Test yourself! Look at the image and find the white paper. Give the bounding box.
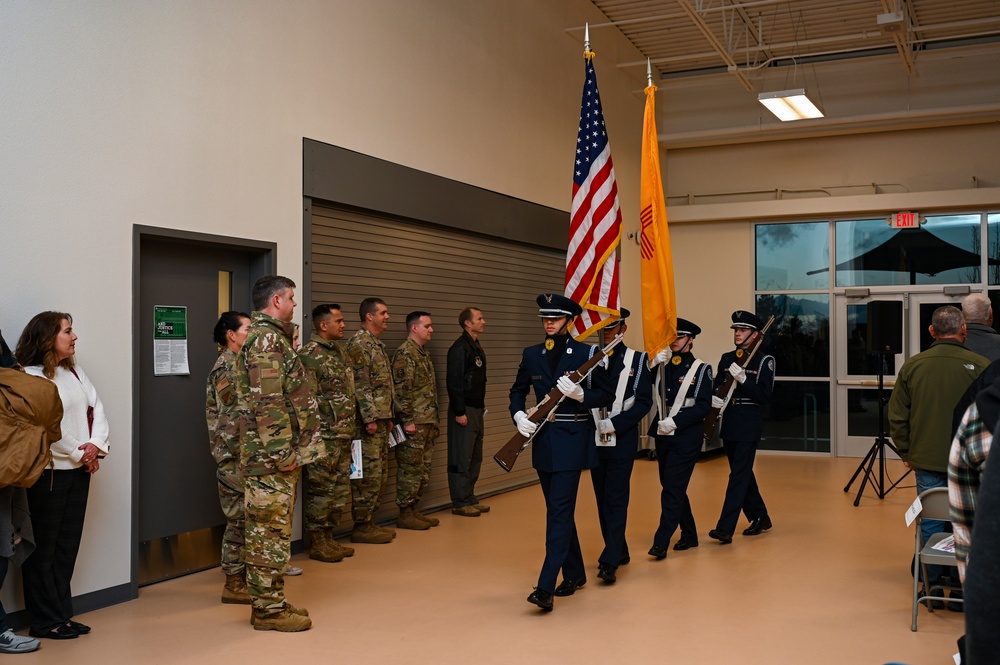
[350,439,363,479]
[389,424,406,448]
[153,338,190,376]
[931,535,955,553]
[905,496,923,527]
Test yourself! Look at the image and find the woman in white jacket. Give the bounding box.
[15,312,109,640]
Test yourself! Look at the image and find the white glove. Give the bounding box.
[557,376,585,402]
[652,349,671,367]
[514,410,537,437]
[711,395,726,410]
[728,362,747,384]
[597,419,615,435]
[657,417,677,435]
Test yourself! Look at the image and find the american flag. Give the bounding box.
[564,52,622,339]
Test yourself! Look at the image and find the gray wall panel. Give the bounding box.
[309,205,566,525]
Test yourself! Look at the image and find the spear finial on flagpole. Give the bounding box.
[584,22,594,61]
[647,58,653,88]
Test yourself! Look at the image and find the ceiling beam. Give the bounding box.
[674,0,756,91]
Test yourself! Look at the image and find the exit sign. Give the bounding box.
[890,211,921,228]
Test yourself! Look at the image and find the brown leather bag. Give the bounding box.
[0,368,61,487]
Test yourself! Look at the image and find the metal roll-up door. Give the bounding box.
[309,204,564,526]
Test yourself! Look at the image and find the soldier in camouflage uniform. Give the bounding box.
[346,297,397,544]
[392,311,441,530]
[298,304,356,562]
[236,275,324,632]
[206,311,252,604]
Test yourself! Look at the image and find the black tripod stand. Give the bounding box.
[843,352,912,506]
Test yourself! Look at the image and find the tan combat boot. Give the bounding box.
[350,521,393,544]
[397,506,431,530]
[252,608,312,632]
[308,530,344,563]
[413,507,440,527]
[222,572,252,605]
[326,529,355,558]
[250,604,309,625]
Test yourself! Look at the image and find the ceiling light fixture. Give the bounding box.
[757,88,824,121]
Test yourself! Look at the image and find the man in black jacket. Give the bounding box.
[446,307,489,516]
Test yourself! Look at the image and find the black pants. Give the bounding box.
[653,431,702,547]
[591,456,634,567]
[447,406,484,508]
[536,470,584,594]
[22,468,91,632]
[716,439,767,534]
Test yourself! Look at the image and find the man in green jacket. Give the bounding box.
[888,305,988,605]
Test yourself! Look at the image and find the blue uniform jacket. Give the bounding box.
[595,346,653,459]
[509,338,614,473]
[648,351,714,438]
[714,349,775,442]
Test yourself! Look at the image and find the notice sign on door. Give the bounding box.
[153,306,190,376]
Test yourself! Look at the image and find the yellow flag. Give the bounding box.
[639,84,677,359]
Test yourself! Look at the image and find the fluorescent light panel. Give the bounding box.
[757,88,824,121]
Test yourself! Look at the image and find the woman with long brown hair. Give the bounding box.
[15,312,109,640]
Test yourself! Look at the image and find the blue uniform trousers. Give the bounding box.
[653,431,702,547]
[536,470,585,593]
[716,439,767,534]
[591,456,634,567]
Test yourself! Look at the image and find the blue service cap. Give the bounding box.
[537,293,583,318]
[676,318,701,337]
[731,310,764,331]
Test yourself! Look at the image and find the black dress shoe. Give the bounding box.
[66,620,91,635]
[527,588,553,611]
[553,578,586,596]
[673,538,699,551]
[597,563,617,583]
[648,544,667,559]
[29,625,78,640]
[618,555,630,566]
[742,516,772,536]
[708,529,733,544]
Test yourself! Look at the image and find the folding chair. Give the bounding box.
[911,487,962,631]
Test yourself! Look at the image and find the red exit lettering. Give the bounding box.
[892,212,918,228]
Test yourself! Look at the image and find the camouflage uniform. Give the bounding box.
[236,311,324,613]
[345,327,394,523]
[205,348,245,576]
[299,333,356,531]
[392,338,440,508]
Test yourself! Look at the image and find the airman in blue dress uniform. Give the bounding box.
[509,294,614,611]
[708,310,775,544]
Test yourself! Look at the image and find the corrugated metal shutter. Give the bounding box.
[309,205,564,526]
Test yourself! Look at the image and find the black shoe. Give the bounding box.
[554,577,586,596]
[29,625,78,640]
[597,563,617,583]
[673,538,699,551]
[742,516,772,536]
[708,529,733,544]
[618,555,631,566]
[66,621,91,635]
[948,590,965,612]
[527,588,553,611]
[648,544,667,559]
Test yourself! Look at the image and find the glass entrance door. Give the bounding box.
[834,292,966,457]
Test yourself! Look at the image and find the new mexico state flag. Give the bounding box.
[639,84,677,359]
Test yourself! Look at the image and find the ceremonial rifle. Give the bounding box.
[702,315,775,444]
[494,333,623,472]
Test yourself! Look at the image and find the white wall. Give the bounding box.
[0,0,647,606]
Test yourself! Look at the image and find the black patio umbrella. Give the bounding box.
[807,226,1000,285]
